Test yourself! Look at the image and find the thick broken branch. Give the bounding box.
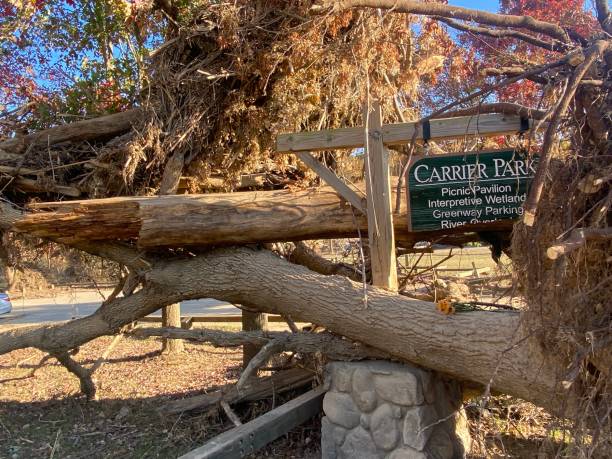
[89,332,127,377]
[0,247,570,416]
[77,242,151,273]
[220,400,242,426]
[133,327,389,362]
[10,177,81,197]
[7,185,510,248]
[333,0,570,42]
[436,16,566,52]
[0,201,23,229]
[236,339,288,392]
[289,241,362,282]
[595,0,612,34]
[0,165,39,175]
[481,67,549,85]
[547,227,612,260]
[0,109,141,154]
[0,151,21,162]
[53,351,97,400]
[444,103,548,121]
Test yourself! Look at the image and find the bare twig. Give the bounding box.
[89,332,127,376]
[236,338,286,392]
[411,250,453,280]
[393,55,571,213]
[220,400,242,426]
[523,40,610,225]
[595,0,612,34]
[436,16,567,52]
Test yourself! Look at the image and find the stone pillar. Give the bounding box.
[321,361,471,459]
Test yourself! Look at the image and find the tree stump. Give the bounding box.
[162,303,184,355]
[242,310,269,368]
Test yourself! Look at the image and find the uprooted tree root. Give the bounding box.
[1,2,451,201]
[513,147,611,454]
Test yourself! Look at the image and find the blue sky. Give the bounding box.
[450,0,595,14]
[451,1,500,12]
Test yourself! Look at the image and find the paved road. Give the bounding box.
[0,290,239,325]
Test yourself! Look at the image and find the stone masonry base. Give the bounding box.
[321,360,471,459]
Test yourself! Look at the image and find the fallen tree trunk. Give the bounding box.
[0,247,570,416]
[4,185,512,247]
[0,109,141,154]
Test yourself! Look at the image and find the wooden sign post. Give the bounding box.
[364,101,398,291]
[276,103,535,293]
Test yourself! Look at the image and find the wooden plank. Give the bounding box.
[179,386,325,459]
[364,101,398,292]
[276,113,531,153]
[137,315,286,324]
[295,152,366,214]
[164,368,314,414]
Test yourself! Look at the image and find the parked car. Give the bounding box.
[0,291,12,315]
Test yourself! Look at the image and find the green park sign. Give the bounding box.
[406,149,537,232]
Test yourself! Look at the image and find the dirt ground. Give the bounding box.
[0,331,320,459]
[0,328,565,459]
[0,247,562,458]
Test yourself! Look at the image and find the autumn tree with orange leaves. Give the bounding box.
[0,1,610,455]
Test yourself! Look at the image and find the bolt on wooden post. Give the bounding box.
[363,100,398,292]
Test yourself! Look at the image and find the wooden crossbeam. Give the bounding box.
[277,113,532,153]
[179,386,325,459]
[295,152,366,214]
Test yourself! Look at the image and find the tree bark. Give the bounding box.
[0,231,10,290]
[333,0,569,42]
[134,327,387,362]
[0,109,141,154]
[0,247,573,417]
[10,177,81,197]
[289,242,362,282]
[241,310,269,367]
[161,303,184,354]
[6,185,513,248]
[159,150,186,354]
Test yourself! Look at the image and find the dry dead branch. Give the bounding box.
[547,227,612,260]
